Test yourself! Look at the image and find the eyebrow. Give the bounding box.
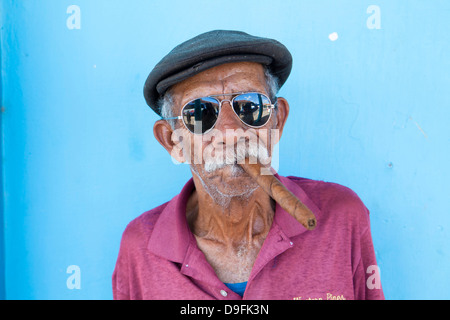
[204,91,252,97]
[185,88,266,100]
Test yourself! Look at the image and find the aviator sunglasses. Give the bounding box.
[161,92,277,134]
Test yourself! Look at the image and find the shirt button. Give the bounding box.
[220,290,228,297]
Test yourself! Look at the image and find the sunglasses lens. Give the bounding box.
[233,93,272,127]
[182,97,219,133]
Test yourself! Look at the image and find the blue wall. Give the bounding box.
[0,6,4,300]
[1,0,449,299]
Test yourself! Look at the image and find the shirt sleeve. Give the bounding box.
[353,223,385,300]
[112,230,131,300]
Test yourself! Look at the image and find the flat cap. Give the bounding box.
[143,30,293,115]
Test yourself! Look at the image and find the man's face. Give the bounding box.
[157,62,288,204]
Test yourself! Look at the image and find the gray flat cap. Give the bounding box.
[143,30,293,115]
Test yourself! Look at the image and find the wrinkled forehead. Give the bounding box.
[170,62,267,108]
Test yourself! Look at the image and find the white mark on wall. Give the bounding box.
[409,117,428,139]
[328,32,339,41]
[366,5,381,29]
[66,265,81,289]
[66,5,81,30]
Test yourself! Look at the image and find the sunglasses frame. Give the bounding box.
[161,91,277,134]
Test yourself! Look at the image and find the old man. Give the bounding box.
[112,30,384,300]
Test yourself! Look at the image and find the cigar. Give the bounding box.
[240,162,317,230]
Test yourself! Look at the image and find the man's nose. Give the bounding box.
[208,101,252,151]
[213,100,245,133]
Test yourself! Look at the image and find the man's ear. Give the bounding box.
[153,120,186,163]
[272,97,290,144]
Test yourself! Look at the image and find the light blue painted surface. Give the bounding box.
[1,0,449,299]
[0,4,4,300]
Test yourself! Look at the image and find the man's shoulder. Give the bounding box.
[119,202,169,247]
[287,176,371,226]
[287,176,363,202]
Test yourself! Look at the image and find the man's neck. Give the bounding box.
[187,187,275,244]
[186,177,275,283]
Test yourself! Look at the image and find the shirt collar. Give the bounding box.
[147,178,196,263]
[147,174,322,262]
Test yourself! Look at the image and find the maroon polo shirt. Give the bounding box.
[112,175,384,300]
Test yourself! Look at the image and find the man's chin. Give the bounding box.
[190,163,261,203]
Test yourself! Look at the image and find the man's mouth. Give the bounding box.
[203,162,247,178]
[203,141,270,173]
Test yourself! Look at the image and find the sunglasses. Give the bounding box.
[161,92,277,134]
